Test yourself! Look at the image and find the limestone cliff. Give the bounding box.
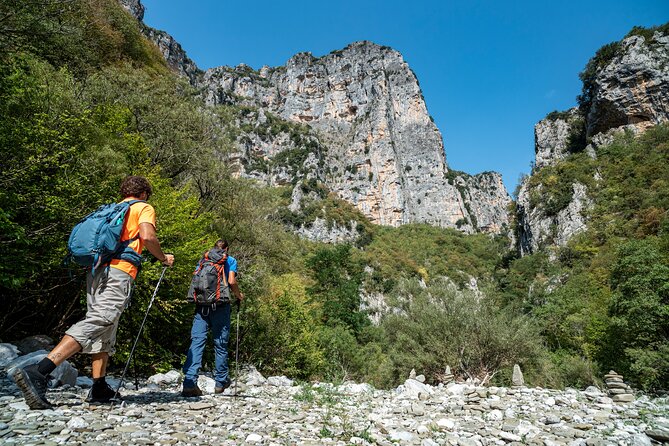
[452,172,511,234]
[118,0,144,20]
[200,42,509,232]
[517,27,669,254]
[143,28,201,82]
[119,0,511,237]
[119,0,201,83]
[584,31,669,137]
[533,108,584,170]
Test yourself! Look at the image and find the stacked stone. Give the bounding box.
[464,388,483,411]
[604,370,634,403]
[442,365,454,384]
[512,364,524,388]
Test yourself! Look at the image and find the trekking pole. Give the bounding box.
[111,266,168,409]
[234,299,241,398]
[125,283,141,390]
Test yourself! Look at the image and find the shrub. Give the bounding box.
[239,273,325,379]
[306,245,368,335]
[381,278,543,384]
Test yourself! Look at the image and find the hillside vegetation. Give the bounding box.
[1,0,666,391]
[507,126,669,390]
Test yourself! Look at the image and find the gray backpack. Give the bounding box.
[188,249,231,305]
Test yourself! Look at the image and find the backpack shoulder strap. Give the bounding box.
[215,263,228,287]
[120,199,147,243]
[193,254,208,275]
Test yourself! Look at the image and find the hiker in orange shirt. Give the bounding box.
[12,176,174,409]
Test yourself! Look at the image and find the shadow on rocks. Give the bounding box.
[119,391,193,405]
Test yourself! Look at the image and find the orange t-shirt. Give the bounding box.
[109,197,156,279]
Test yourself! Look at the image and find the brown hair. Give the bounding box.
[120,176,152,199]
[214,239,229,250]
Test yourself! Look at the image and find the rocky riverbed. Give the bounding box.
[0,367,668,446]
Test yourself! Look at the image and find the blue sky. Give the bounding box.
[141,0,668,193]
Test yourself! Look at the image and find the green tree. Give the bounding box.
[606,239,669,390]
[237,273,324,379]
[306,244,368,334]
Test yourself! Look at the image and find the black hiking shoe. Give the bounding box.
[214,379,231,394]
[11,364,52,410]
[181,385,203,397]
[86,380,121,404]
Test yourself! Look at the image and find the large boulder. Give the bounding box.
[397,378,433,399]
[7,350,78,388]
[13,335,54,355]
[148,370,182,385]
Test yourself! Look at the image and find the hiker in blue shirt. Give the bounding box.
[181,239,243,396]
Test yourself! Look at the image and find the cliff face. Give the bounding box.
[201,42,510,232]
[118,0,511,237]
[454,172,511,234]
[143,28,201,82]
[517,29,669,254]
[533,108,584,170]
[584,32,669,137]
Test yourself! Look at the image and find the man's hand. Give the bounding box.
[161,254,175,267]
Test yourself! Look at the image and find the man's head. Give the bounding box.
[214,239,229,251]
[120,176,152,200]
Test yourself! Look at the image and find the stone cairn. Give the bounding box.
[442,365,454,384]
[512,363,524,388]
[604,370,634,403]
[464,387,487,411]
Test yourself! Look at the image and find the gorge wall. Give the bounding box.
[118,0,511,237]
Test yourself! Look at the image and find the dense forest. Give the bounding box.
[1,0,667,391]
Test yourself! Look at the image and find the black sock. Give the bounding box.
[93,376,107,386]
[37,358,57,376]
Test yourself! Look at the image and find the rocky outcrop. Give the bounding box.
[281,180,370,244]
[517,182,591,255]
[584,32,669,138]
[118,0,144,20]
[118,0,201,82]
[293,218,361,244]
[228,108,325,186]
[534,108,584,169]
[200,42,509,232]
[517,27,669,254]
[454,172,512,234]
[142,27,201,83]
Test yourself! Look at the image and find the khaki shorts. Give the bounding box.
[65,267,133,355]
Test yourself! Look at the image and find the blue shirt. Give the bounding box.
[225,255,238,278]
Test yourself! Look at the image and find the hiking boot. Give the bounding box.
[181,385,203,397]
[86,380,121,403]
[10,364,52,410]
[214,380,231,394]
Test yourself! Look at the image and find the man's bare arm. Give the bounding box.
[228,271,244,301]
[139,222,174,266]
